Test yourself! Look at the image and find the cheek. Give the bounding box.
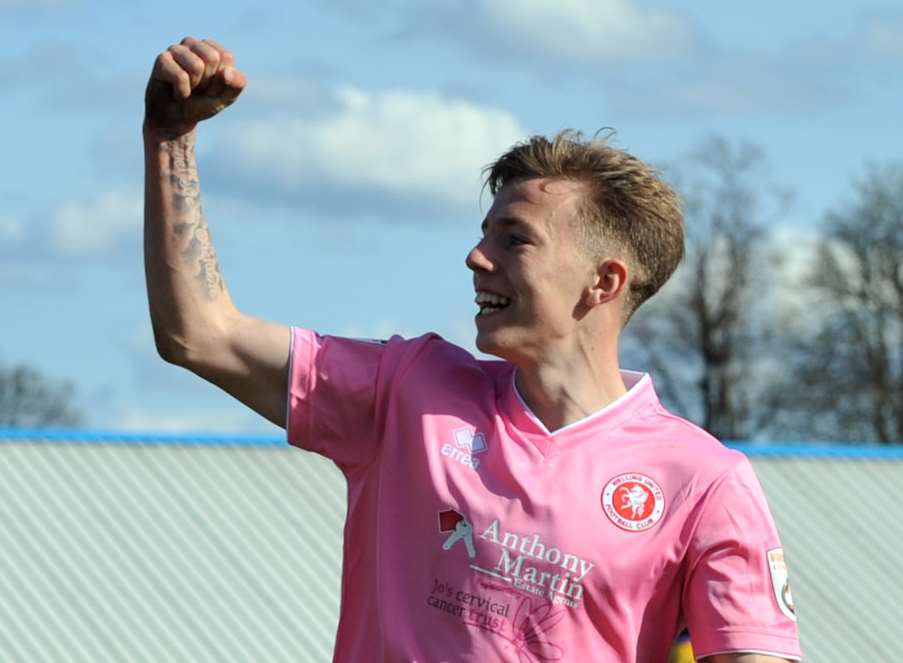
[547,265,588,300]
[528,282,579,323]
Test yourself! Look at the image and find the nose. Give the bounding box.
[465,238,494,273]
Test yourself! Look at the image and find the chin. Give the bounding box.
[475,329,515,361]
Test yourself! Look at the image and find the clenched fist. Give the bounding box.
[144,36,246,136]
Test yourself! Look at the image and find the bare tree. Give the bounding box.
[623,137,790,441]
[0,361,82,428]
[785,164,903,444]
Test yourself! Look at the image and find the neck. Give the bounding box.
[513,341,627,433]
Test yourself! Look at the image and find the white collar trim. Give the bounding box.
[511,369,650,437]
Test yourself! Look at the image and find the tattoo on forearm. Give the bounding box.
[163,136,224,302]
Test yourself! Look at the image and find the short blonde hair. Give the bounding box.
[485,129,684,320]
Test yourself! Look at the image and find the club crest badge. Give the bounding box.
[601,473,665,532]
[767,548,797,622]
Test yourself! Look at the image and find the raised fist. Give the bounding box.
[144,37,246,136]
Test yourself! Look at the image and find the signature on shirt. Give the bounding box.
[464,586,566,662]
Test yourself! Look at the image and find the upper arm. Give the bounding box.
[683,456,801,660]
[177,310,292,428]
[700,655,795,662]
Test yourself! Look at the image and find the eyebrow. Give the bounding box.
[480,216,529,235]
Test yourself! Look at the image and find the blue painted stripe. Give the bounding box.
[1,429,901,457]
[728,443,903,459]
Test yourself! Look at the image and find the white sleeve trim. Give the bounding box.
[696,649,801,661]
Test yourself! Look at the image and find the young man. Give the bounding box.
[144,37,802,662]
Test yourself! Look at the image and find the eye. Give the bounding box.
[507,234,527,247]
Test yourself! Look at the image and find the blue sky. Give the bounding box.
[2,0,902,434]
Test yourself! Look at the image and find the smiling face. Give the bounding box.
[465,177,602,363]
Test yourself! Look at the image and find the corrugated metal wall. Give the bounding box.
[0,442,344,663]
[755,456,903,662]
[1,438,900,662]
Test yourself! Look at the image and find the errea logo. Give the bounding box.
[440,427,487,470]
[454,427,487,453]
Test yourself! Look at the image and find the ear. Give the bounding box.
[584,258,629,307]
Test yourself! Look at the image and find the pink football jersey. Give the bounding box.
[287,328,802,662]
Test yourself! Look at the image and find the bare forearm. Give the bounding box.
[143,127,237,363]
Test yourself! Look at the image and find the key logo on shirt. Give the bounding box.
[601,473,665,532]
[438,509,477,559]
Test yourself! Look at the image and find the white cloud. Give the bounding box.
[640,54,849,116]
[107,325,285,436]
[476,0,694,61]
[765,224,868,339]
[241,76,334,114]
[372,0,695,63]
[220,85,526,214]
[112,406,266,435]
[624,223,825,338]
[864,14,903,58]
[51,191,141,256]
[0,214,24,244]
[769,225,820,312]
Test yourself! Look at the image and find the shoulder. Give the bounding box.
[377,332,510,387]
[614,387,760,516]
[382,332,477,368]
[629,390,748,480]
[640,407,775,534]
[303,329,511,388]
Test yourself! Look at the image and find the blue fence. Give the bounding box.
[2,428,903,457]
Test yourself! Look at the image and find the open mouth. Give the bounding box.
[475,291,512,317]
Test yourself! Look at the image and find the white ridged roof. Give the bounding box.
[0,441,345,663]
[0,437,900,662]
[755,456,903,662]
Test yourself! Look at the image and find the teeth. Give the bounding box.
[474,291,511,307]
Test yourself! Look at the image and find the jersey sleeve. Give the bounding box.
[683,454,802,661]
[286,327,403,472]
